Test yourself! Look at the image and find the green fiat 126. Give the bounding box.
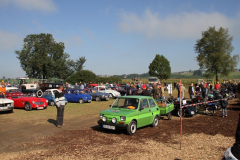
[98,96,163,135]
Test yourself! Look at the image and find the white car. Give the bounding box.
[0,92,14,113]
[95,86,121,98]
[42,89,68,106]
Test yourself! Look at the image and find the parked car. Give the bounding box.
[86,84,98,89]
[65,89,92,103]
[110,86,127,96]
[98,96,161,135]
[84,89,109,101]
[0,91,14,113]
[40,83,67,93]
[95,86,121,98]
[5,87,24,98]
[42,89,68,106]
[8,96,48,111]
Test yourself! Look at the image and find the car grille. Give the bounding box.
[35,102,44,105]
[0,103,12,107]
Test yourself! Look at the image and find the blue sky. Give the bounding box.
[0,0,240,78]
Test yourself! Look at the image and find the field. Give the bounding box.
[0,89,239,160]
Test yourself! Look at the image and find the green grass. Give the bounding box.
[0,100,115,122]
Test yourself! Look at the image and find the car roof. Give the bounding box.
[95,86,105,88]
[45,89,58,91]
[6,87,18,90]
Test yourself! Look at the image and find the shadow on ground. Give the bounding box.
[47,119,57,127]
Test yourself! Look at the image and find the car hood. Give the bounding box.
[0,98,14,103]
[100,108,137,117]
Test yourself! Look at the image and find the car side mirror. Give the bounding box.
[139,106,144,111]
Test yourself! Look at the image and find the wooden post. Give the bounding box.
[180,80,182,150]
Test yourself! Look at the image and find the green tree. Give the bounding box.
[195,27,239,82]
[65,70,97,84]
[148,54,171,80]
[15,33,86,79]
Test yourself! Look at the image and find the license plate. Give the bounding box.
[0,107,8,109]
[103,125,115,130]
[38,107,43,109]
[191,111,195,114]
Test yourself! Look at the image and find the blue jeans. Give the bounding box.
[222,108,227,117]
[190,94,194,101]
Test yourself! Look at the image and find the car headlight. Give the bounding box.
[120,116,126,121]
[112,117,117,123]
[46,100,48,103]
[100,114,104,118]
[102,116,107,122]
[32,101,35,104]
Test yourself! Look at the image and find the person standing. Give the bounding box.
[161,84,165,99]
[0,83,6,95]
[176,82,180,98]
[220,95,228,118]
[55,85,66,128]
[215,82,220,90]
[142,87,151,96]
[202,84,208,102]
[181,84,185,99]
[80,83,84,90]
[188,83,194,101]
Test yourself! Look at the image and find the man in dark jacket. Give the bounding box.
[142,87,151,96]
[55,85,66,128]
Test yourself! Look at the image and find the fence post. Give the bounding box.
[180,80,182,150]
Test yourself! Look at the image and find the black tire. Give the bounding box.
[95,97,100,101]
[25,102,32,111]
[109,93,113,98]
[167,112,172,120]
[105,97,109,101]
[50,100,55,106]
[127,121,137,135]
[194,105,200,113]
[177,109,185,117]
[8,109,13,113]
[151,116,159,127]
[79,99,84,104]
[206,106,214,115]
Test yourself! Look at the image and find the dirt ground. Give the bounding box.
[0,99,239,160]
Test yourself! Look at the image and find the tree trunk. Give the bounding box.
[216,72,218,82]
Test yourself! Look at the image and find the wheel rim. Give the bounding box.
[131,123,136,133]
[25,104,29,110]
[109,94,113,98]
[79,99,83,103]
[96,97,99,101]
[50,101,54,106]
[154,118,158,126]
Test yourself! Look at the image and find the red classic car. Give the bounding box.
[8,96,48,111]
[6,87,24,98]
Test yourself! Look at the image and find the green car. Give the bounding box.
[98,96,161,135]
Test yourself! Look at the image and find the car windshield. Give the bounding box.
[112,98,139,110]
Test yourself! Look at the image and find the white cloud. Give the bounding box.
[0,29,22,51]
[119,9,240,39]
[0,0,57,12]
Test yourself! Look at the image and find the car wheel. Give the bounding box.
[109,93,113,98]
[79,99,84,104]
[8,109,13,113]
[177,109,185,117]
[206,106,214,116]
[95,97,100,101]
[167,112,172,120]
[105,97,109,101]
[127,121,137,135]
[25,102,32,111]
[151,116,159,127]
[50,100,55,106]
